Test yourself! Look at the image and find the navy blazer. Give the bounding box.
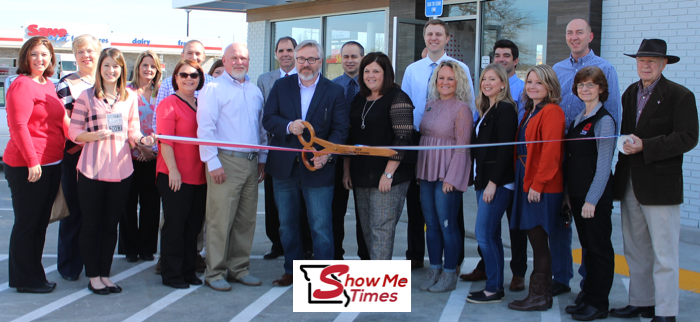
[262,74,349,187]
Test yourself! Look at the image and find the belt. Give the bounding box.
[517,154,527,167]
[218,149,257,160]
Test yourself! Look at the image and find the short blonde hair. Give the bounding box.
[71,34,102,55]
[428,60,473,107]
[475,63,515,116]
[523,64,561,111]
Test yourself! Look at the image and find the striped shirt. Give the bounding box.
[68,88,142,182]
[553,50,621,133]
[571,102,616,205]
[56,73,93,152]
[636,77,660,124]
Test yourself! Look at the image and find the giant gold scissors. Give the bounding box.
[297,121,397,171]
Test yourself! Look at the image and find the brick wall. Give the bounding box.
[601,0,700,228]
[247,20,271,85]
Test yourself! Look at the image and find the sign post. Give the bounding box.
[425,0,443,18]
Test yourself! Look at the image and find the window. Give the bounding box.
[270,11,386,79]
[324,11,386,80]
[481,0,548,79]
[272,18,321,71]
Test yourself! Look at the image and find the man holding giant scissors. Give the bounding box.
[263,40,350,287]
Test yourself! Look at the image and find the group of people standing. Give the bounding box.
[4,15,696,322]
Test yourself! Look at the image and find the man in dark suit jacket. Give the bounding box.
[610,39,698,322]
[263,40,350,287]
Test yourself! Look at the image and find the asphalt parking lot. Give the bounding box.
[1,168,700,322]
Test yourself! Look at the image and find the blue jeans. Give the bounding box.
[550,212,573,286]
[273,167,334,274]
[475,187,514,292]
[420,180,463,272]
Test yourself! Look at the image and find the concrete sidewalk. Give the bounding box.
[1,182,699,321]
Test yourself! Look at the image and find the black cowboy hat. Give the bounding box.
[624,38,680,64]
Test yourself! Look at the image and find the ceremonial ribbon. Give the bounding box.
[158,134,622,153]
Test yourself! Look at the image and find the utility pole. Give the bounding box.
[186,9,192,37]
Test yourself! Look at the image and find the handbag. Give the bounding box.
[50,183,70,224]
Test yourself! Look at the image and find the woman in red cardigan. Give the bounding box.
[5,36,67,294]
[508,64,565,312]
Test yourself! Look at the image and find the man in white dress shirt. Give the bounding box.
[401,19,475,270]
[197,43,267,292]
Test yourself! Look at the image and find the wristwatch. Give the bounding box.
[384,172,394,179]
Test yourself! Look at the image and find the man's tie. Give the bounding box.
[346,81,357,108]
[284,73,289,77]
[427,62,437,99]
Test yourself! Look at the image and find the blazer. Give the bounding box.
[613,75,698,205]
[471,100,519,190]
[262,74,350,187]
[257,69,281,104]
[514,103,565,194]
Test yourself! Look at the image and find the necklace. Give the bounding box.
[360,98,377,129]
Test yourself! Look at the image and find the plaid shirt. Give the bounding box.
[68,88,142,182]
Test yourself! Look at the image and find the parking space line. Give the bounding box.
[333,312,360,322]
[0,264,57,293]
[122,278,203,322]
[439,281,471,322]
[540,296,561,322]
[10,261,156,322]
[229,286,291,322]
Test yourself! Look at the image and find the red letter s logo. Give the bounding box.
[27,25,39,36]
[312,265,349,300]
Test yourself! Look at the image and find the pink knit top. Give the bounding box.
[416,97,473,192]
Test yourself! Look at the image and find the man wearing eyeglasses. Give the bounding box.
[263,40,350,287]
[197,43,268,292]
[551,18,621,300]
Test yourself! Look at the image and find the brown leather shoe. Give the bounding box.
[272,273,293,287]
[507,273,553,311]
[459,268,487,281]
[509,275,525,292]
[154,258,162,275]
[411,259,424,270]
[195,254,206,273]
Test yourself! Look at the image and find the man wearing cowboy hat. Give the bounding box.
[611,38,698,322]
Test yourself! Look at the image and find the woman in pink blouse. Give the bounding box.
[120,50,162,263]
[68,48,155,295]
[417,60,473,293]
[5,36,67,294]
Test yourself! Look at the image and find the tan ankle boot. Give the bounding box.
[507,273,553,311]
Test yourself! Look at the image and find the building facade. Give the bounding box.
[177,0,700,230]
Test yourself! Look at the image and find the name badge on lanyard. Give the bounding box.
[106,113,124,133]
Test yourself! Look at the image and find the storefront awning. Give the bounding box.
[172,0,312,12]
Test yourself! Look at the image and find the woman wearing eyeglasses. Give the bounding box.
[68,48,156,295]
[561,66,616,321]
[156,60,207,288]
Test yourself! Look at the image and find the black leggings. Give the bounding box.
[78,173,132,278]
[527,225,551,275]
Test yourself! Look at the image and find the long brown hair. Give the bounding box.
[17,36,55,78]
[94,48,129,101]
[130,50,162,97]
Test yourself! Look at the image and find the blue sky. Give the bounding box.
[1,0,248,44]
